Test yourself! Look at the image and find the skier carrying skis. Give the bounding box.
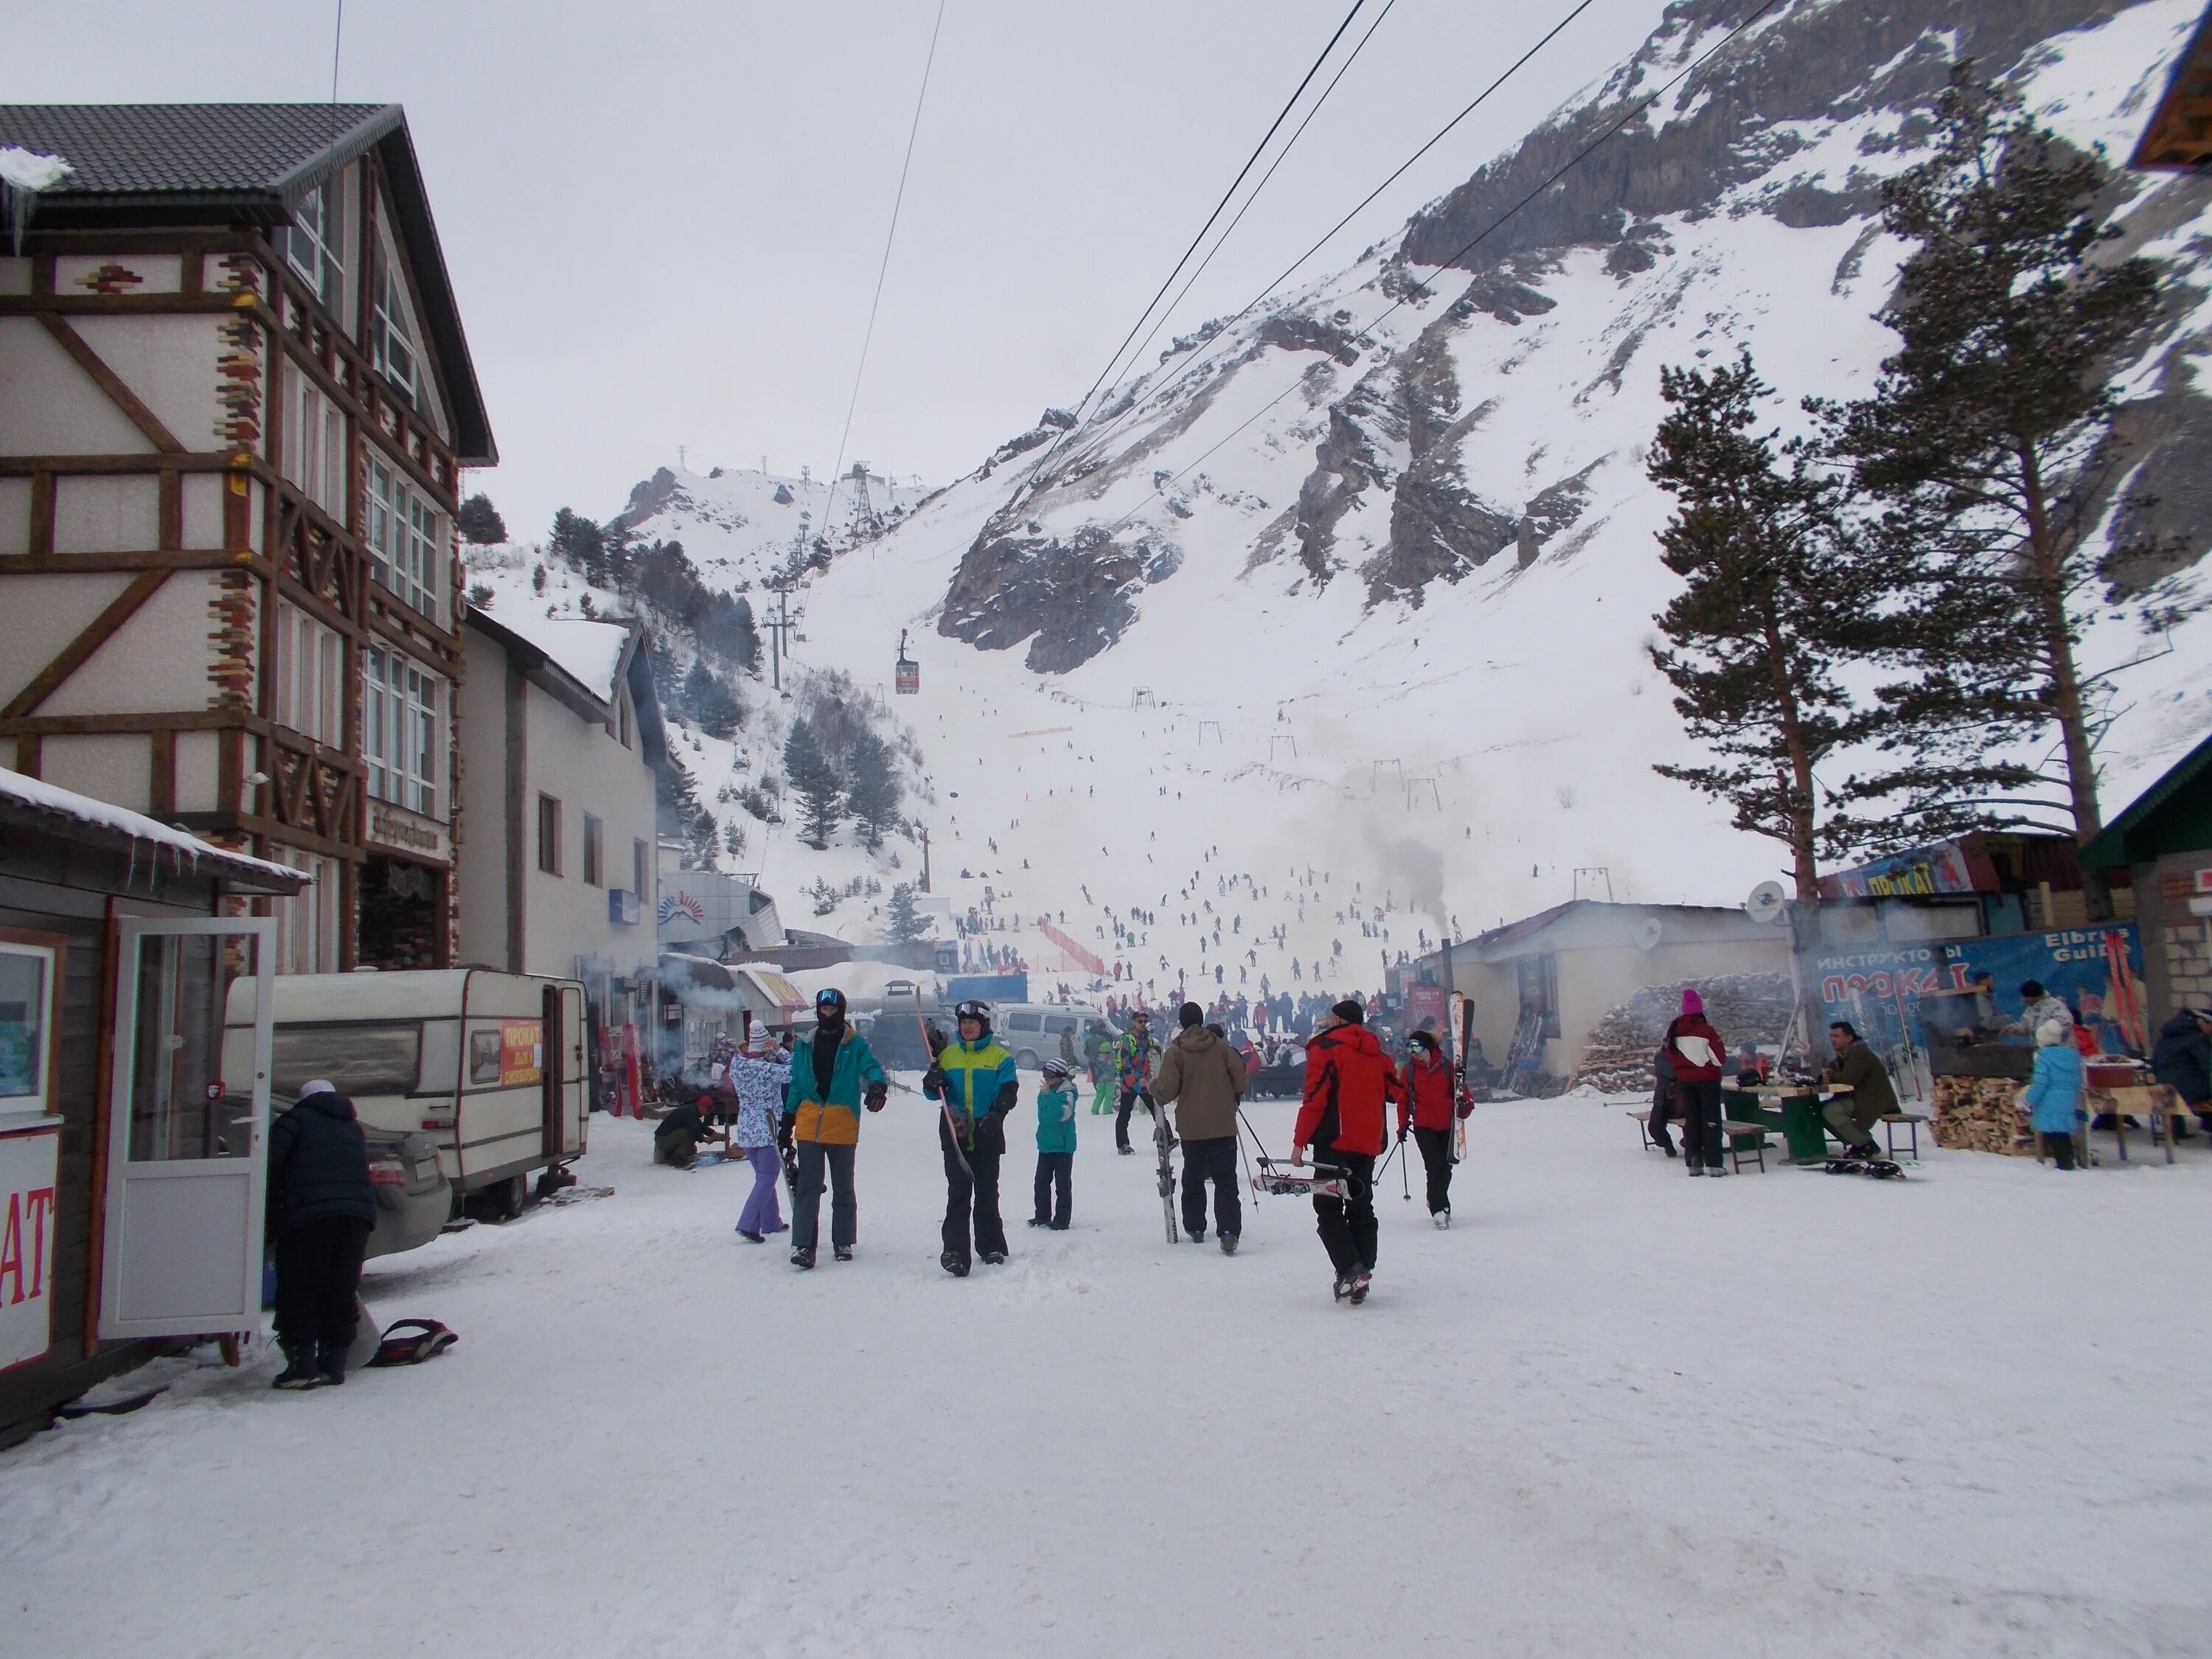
[1395,1029,1464,1226]
[1291,1001,1405,1303]
[780,988,889,1268]
[922,998,1019,1275]
[1112,1009,1161,1155]
[1151,1001,1246,1252]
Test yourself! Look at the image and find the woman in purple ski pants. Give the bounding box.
[731,1040,791,1242]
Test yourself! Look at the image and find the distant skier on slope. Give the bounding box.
[923,999,1019,1276]
[1291,1001,1405,1304]
[780,988,890,1268]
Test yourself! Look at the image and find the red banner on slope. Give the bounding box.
[1038,921,1106,977]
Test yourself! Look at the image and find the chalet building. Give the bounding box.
[0,104,494,972]
[456,605,665,1049]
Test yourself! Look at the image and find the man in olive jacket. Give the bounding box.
[1820,1021,1899,1159]
[265,1079,377,1388]
[1152,1003,1248,1251]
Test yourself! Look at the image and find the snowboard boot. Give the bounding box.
[271,1343,321,1390]
[941,1251,970,1278]
[1219,1233,1239,1256]
[1346,1270,1373,1306]
[790,1245,816,1270]
[835,1245,854,1262]
[316,1340,347,1387]
[980,1250,1006,1266]
[1332,1271,1352,1303]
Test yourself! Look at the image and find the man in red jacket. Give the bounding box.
[1665,988,1728,1176]
[1397,1029,1464,1225]
[1293,1000,1406,1302]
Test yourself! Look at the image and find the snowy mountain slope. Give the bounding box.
[571,0,2212,1009]
[612,460,933,592]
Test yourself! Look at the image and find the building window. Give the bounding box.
[364,646,442,818]
[618,689,633,750]
[282,364,349,523]
[0,936,60,1119]
[369,237,420,403]
[281,181,344,312]
[275,600,344,748]
[366,452,443,622]
[271,849,341,974]
[1517,951,1561,1041]
[538,796,562,876]
[582,814,604,887]
[633,838,650,903]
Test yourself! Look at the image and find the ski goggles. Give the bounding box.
[954,999,992,1022]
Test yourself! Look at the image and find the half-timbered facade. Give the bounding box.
[0,104,495,971]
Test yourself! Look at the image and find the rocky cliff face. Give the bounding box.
[919,0,2211,671]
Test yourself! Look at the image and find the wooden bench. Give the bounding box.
[1880,1112,1930,1162]
[1630,1109,1657,1150]
[1721,1120,1768,1173]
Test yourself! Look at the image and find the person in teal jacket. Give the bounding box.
[779,988,889,1268]
[922,999,1020,1274]
[1029,1057,1079,1231]
[2023,1017,2086,1170]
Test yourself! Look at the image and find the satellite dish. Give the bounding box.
[1632,916,1663,952]
[1744,880,1789,926]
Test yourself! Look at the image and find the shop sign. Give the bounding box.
[367,803,451,863]
[0,1129,60,1371]
[501,1019,543,1087]
[1818,838,1983,900]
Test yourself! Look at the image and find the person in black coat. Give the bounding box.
[2152,1004,2212,1131]
[266,1079,377,1388]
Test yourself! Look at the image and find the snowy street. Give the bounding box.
[5,1092,2210,1658]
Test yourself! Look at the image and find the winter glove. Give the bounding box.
[1396,1125,1408,1144]
[922,1065,947,1096]
[981,1111,1009,1155]
[947,1109,973,1143]
[776,1115,796,1153]
[863,1079,888,1113]
[992,1081,1020,1115]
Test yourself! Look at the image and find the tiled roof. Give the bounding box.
[0,103,400,198]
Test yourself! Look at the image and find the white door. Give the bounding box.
[99,917,275,1339]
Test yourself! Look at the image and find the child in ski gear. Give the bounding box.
[2023,1018,2086,1169]
[1030,1057,1078,1230]
[1820,1021,1897,1160]
[1397,1029,1460,1222]
[924,1000,1020,1272]
[1152,1001,1247,1249]
[781,988,889,1267]
[1113,1009,1161,1153]
[266,1079,376,1388]
[653,1096,727,1169]
[1663,989,1727,1175]
[731,1034,792,1242]
[1292,1001,1405,1301]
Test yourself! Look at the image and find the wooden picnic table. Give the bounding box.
[1736,1082,1849,1162]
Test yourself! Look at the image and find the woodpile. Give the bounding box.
[1573,973,1796,1094]
[1930,1075,2037,1155]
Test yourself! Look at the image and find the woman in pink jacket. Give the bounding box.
[1664,989,1728,1177]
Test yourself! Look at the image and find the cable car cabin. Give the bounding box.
[223,970,586,1217]
[895,656,919,695]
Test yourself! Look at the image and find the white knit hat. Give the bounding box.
[2034,1020,2069,1048]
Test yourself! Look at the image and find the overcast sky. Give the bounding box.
[10,0,1671,540]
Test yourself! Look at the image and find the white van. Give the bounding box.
[224,970,588,1218]
[990,1002,1110,1071]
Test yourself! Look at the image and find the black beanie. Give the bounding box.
[1332,999,1364,1024]
[1179,1001,1203,1028]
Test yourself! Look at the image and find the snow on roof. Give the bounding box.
[478,605,629,703]
[0,766,307,891]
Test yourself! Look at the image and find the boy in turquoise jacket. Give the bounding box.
[1030,1057,1079,1230]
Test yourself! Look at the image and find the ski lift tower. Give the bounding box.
[850,462,877,532]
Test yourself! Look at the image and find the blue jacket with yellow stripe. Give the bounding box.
[925,1032,1019,1146]
[782,1026,889,1147]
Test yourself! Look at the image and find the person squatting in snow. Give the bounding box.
[1152,1002,1247,1253]
[1029,1057,1078,1231]
[779,988,888,1268]
[731,1032,792,1242]
[1292,1001,1406,1304]
[923,999,1020,1276]
[1396,1029,1468,1225]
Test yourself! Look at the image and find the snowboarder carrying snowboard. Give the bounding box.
[1291,1001,1405,1303]
[1396,1030,1465,1225]
[923,999,1019,1274]
[780,988,889,1268]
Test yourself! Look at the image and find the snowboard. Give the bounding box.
[1823,1157,1906,1180]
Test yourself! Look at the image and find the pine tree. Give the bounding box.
[782,716,844,849]
[886,881,927,946]
[1815,67,2162,901]
[1647,352,1881,899]
[656,754,718,869]
[456,493,507,545]
[844,728,902,850]
[683,658,744,740]
[549,508,605,585]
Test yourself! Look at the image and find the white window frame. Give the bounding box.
[369,226,420,403]
[282,181,344,312]
[366,452,444,623]
[274,599,344,750]
[271,850,340,975]
[282,364,349,524]
[364,646,443,819]
[0,936,61,1129]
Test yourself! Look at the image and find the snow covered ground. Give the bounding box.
[6,1096,2211,1657]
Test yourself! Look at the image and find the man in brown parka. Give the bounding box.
[1153,1002,1248,1252]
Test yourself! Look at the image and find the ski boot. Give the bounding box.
[1186,1229,1206,1245]
[1219,1233,1239,1256]
[980,1251,1006,1265]
[790,1245,816,1270]
[835,1245,854,1262]
[940,1251,971,1278]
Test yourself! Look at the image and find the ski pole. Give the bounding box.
[1400,1134,1413,1201]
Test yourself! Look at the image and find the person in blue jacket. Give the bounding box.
[780,989,889,1269]
[1029,1057,1079,1231]
[2023,1017,2086,1169]
[922,999,1019,1276]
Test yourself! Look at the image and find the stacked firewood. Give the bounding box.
[1930,1075,2037,1155]
[1573,973,1796,1093]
